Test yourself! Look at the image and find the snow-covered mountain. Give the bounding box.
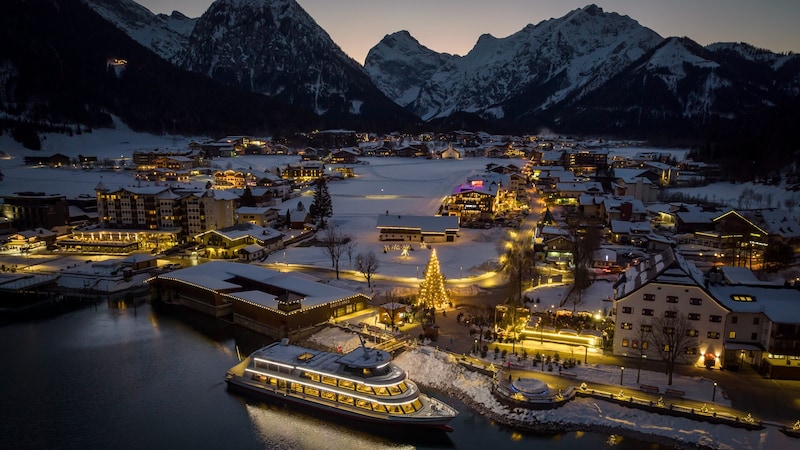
[551,36,800,133]
[82,0,196,61]
[365,5,663,121]
[171,0,410,121]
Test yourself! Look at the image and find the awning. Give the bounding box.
[724,342,765,351]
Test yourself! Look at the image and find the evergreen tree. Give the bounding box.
[240,186,256,207]
[418,249,449,310]
[309,177,332,227]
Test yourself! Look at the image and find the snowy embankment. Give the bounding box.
[308,327,788,448]
[392,347,791,450]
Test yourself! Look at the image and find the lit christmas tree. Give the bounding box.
[418,249,449,309]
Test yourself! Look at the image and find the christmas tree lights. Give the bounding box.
[418,249,449,309]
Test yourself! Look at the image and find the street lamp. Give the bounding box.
[637,354,646,383]
[620,367,625,385]
[712,382,718,402]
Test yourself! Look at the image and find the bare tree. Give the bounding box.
[318,223,351,279]
[464,304,494,354]
[563,216,601,312]
[355,251,379,287]
[345,239,358,268]
[643,308,697,385]
[503,231,538,304]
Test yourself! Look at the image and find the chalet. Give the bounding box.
[602,197,647,223]
[281,162,324,181]
[236,206,280,228]
[329,149,359,164]
[614,248,800,379]
[376,214,460,243]
[446,179,501,220]
[213,170,257,189]
[437,144,461,160]
[195,223,283,260]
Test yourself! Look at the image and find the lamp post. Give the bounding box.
[637,354,646,383]
[620,366,625,385]
[712,382,718,402]
[460,265,463,279]
[474,339,478,355]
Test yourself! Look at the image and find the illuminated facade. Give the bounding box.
[613,248,800,379]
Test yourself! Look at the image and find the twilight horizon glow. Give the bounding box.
[137,0,800,65]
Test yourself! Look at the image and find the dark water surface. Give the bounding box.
[0,303,662,449]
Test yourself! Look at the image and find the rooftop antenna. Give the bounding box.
[358,333,369,358]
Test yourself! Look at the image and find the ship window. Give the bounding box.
[304,372,320,382]
[321,391,335,401]
[291,383,304,393]
[305,386,319,397]
[356,384,374,395]
[412,399,422,410]
[337,394,354,405]
[269,377,278,387]
[371,402,387,412]
[389,405,403,414]
[374,387,389,396]
[401,403,416,414]
[388,385,402,395]
[339,380,355,390]
[398,382,408,392]
[356,399,372,410]
[321,375,337,386]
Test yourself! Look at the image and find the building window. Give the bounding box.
[687,329,698,337]
[689,297,702,306]
[666,296,678,304]
[632,340,639,348]
[642,308,654,316]
[642,341,649,350]
[663,327,674,335]
[621,306,632,314]
[688,313,700,321]
[753,317,760,325]
[622,339,629,347]
[709,315,722,323]
[685,347,697,355]
[731,295,754,302]
[729,331,736,339]
[621,322,632,330]
[643,293,655,302]
[751,332,758,340]
[731,316,738,324]
[640,324,652,332]
[708,332,720,339]
[665,310,677,318]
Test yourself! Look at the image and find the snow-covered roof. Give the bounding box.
[376,214,459,233]
[610,220,651,234]
[158,261,368,310]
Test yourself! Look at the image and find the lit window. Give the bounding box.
[731,295,754,302]
[729,331,736,339]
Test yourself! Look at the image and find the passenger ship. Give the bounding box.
[225,338,458,431]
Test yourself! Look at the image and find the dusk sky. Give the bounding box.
[137,0,800,64]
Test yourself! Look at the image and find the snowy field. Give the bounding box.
[3,125,799,448]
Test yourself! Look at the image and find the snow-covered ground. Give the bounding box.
[310,327,793,450]
[3,126,800,448]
